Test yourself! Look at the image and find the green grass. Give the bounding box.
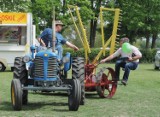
[0,64,160,117]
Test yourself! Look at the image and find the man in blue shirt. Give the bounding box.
[38,20,79,60]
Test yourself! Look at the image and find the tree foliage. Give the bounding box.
[0,0,30,12]
[30,0,62,34]
[117,0,160,48]
[0,0,160,48]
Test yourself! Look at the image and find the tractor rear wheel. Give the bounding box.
[11,79,22,110]
[13,57,28,105]
[72,57,85,105]
[68,79,81,111]
[96,67,117,98]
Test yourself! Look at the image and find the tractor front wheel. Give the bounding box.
[68,79,81,111]
[11,79,22,111]
[14,57,28,105]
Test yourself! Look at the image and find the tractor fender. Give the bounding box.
[64,52,71,72]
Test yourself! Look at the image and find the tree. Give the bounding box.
[117,0,160,48]
[150,0,160,48]
[30,0,93,36]
[30,0,63,35]
[2,0,159,49]
[89,0,102,48]
[62,0,116,48]
[89,0,115,47]
[0,0,30,12]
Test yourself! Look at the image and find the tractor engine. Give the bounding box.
[31,51,60,87]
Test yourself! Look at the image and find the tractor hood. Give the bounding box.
[36,50,57,58]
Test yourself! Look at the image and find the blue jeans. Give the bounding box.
[56,45,63,61]
[115,60,139,81]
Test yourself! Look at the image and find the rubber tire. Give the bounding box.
[0,62,6,72]
[154,64,159,70]
[13,57,28,105]
[72,57,85,105]
[11,79,22,111]
[68,79,81,111]
[11,67,14,72]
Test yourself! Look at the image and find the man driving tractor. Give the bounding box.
[38,20,79,60]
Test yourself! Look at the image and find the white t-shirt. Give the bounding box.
[113,45,142,62]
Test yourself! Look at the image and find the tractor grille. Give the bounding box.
[34,56,57,78]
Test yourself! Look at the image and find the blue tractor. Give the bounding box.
[11,46,85,111]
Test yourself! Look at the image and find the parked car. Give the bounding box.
[154,50,160,70]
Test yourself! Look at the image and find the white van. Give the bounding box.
[0,13,36,71]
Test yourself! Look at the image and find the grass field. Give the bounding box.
[0,64,160,117]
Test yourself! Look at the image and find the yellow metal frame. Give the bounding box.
[92,36,112,64]
[110,8,121,55]
[68,5,121,64]
[68,5,91,63]
[93,7,121,64]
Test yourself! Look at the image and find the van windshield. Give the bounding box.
[0,26,27,45]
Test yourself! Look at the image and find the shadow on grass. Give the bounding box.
[30,91,68,97]
[4,70,12,72]
[85,91,118,100]
[0,101,68,111]
[145,69,160,71]
[29,91,118,100]
[23,101,68,111]
[0,101,13,111]
[31,91,101,99]
[53,108,70,112]
[85,93,99,99]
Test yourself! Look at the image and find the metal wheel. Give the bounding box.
[68,79,81,111]
[96,67,117,98]
[11,79,22,110]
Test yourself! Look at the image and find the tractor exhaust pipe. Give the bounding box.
[52,6,56,52]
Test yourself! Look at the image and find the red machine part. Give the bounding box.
[85,64,117,98]
[96,67,117,98]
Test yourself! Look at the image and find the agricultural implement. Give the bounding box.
[68,5,122,98]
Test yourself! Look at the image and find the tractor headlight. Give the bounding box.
[23,55,31,63]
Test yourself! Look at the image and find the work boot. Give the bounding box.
[121,80,127,86]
